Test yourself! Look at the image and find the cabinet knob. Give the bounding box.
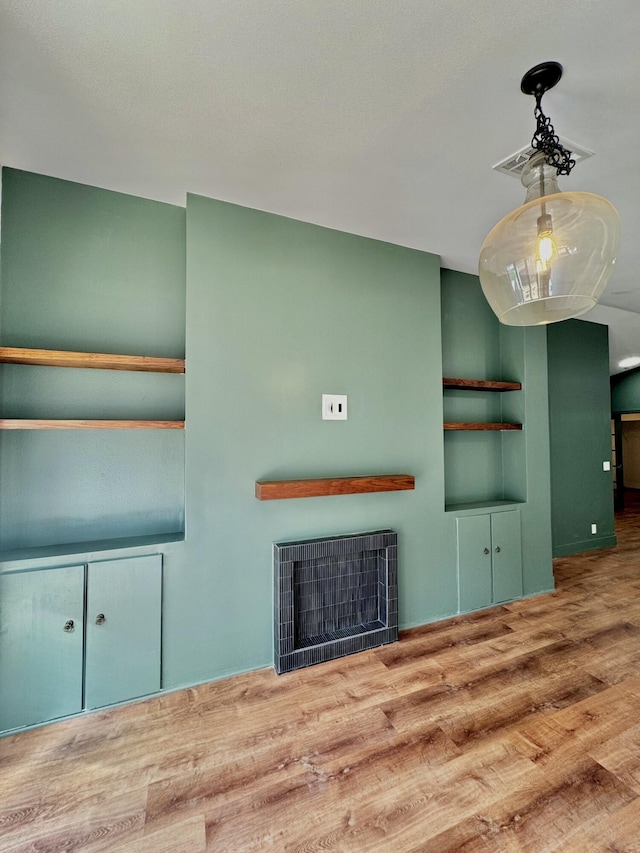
[495,546,501,553]
[483,548,490,555]
[63,619,75,633]
[95,613,106,625]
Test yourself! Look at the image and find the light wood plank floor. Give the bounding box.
[4,503,640,851]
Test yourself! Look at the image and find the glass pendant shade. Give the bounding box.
[478,154,621,326]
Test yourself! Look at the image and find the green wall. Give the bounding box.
[172,193,453,683]
[611,367,640,414]
[547,319,615,556]
[1,170,186,356]
[0,170,556,696]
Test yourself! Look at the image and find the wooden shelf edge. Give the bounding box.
[443,377,521,392]
[0,420,185,430]
[0,346,185,374]
[255,474,415,500]
[444,422,522,431]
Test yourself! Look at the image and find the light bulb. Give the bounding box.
[535,211,556,270]
[536,233,556,266]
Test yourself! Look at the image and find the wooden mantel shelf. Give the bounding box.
[0,419,185,430]
[443,378,521,392]
[0,346,185,374]
[444,422,522,431]
[255,474,415,501]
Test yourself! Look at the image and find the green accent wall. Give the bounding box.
[547,319,615,556]
[611,366,640,414]
[172,193,453,684]
[0,170,186,355]
[0,170,556,701]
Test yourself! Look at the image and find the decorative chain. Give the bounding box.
[531,94,575,175]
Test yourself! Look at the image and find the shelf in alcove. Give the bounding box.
[0,419,185,430]
[0,346,185,374]
[443,378,521,392]
[444,422,522,431]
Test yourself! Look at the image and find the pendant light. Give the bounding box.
[478,62,621,326]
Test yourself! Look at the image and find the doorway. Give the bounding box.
[612,413,640,512]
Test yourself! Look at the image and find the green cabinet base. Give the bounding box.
[0,554,162,733]
[0,565,85,731]
[85,555,162,709]
[457,509,523,612]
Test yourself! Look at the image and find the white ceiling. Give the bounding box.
[1,0,639,374]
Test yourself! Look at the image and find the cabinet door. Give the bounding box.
[84,555,162,710]
[0,565,84,731]
[491,510,523,603]
[457,515,492,612]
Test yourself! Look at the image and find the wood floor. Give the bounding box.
[4,506,640,851]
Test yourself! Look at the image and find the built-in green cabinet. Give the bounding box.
[0,564,85,731]
[457,509,522,612]
[0,554,162,732]
[84,556,162,709]
[491,511,523,603]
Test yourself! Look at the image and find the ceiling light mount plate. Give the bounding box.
[521,61,563,98]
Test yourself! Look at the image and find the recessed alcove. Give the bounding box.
[441,269,527,510]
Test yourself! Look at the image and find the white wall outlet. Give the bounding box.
[603,461,611,471]
[322,394,347,420]
[591,523,598,534]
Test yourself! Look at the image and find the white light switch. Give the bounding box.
[603,461,611,471]
[322,394,347,420]
[591,523,597,534]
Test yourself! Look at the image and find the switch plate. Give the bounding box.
[322,394,347,420]
[591,523,597,534]
[603,461,611,471]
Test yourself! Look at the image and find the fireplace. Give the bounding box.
[273,530,398,674]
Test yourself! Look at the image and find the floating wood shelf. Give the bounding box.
[0,419,185,430]
[255,474,415,501]
[443,378,521,392]
[444,422,522,431]
[0,346,185,374]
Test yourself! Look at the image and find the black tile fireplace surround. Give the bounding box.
[273,530,398,674]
